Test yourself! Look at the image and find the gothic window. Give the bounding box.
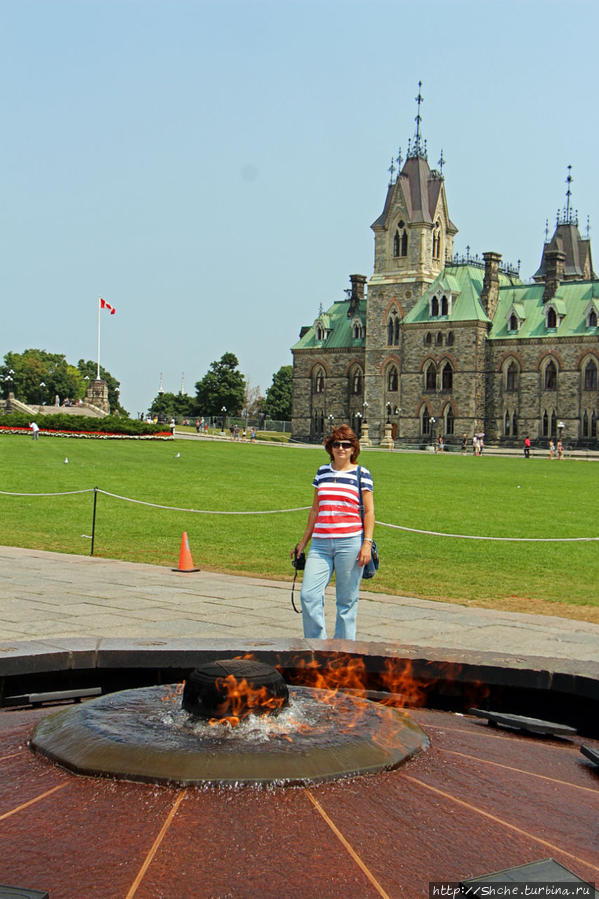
[425,363,436,391]
[432,221,441,260]
[425,332,432,345]
[401,229,408,256]
[393,232,400,257]
[431,296,439,317]
[512,412,518,437]
[387,366,399,392]
[316,324,325,341]
[589,309,598,328]
[351,369,363,395]
[542,411,548,437]
[551,411,557,437]
[583,411,589,437]
[394,220,408,257]
[447,331,454,346]
[441,363,453,391]
[387,311,400,346]
[584,360,597,390]
[504,412,511,436]
[445,406,454,435]
[547,307,557,329]
[422,407,430,435]
[313,411,324,435]
[441,295,448,316]
[509,314,518,332]
[506,362,518,392]
[352,321,363,340]
[313,368,325,394]
[544,361,557,390]
[436,332,443,345]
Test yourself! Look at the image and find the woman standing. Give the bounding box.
[291,425,374,640]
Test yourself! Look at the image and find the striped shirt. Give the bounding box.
[311,464,374,539]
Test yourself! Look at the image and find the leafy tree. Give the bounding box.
[195,352,246,416]
[149,392,195,420]
[77,360,127,415]
[1,349,83,406]
[264,365,293,420]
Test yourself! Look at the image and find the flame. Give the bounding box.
[207,674,287,727]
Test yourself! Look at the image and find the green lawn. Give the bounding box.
[1,435,597,617]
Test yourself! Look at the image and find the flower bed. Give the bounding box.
[0,426,172,440]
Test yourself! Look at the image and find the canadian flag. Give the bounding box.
[100,298,116,315]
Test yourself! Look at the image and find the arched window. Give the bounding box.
[313,369,325,394]
[542,411,548,437]
[547,307,557,328]
[425,363,436,391]
[445,406,454,435]
[436,332,443,345]
[506,362,518,392]
[425,332,432,345]
[431,296,439,317]
[422,407,430,435]
[447,331,454,346]
[592,411,597,437]
[393,232,400,257]
[351,369,362,395]
[584,360,597,390]
[512,412,518,437]
[441,363,453,391]
[441,295,448,316]
[589,309,598,328]
[544,360,557,390]
[509,314,518,331]
[401,229,408,257]
[387,366,398,391]
[394,221,408,258]
[551,411,557,437]
[583,410,589,437]
[387,311,400,346]
[504,411,511,436]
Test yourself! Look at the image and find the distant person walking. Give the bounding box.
[557,438,564,460]
[549,438,555,460]
[30,421,39,441]
[524,436,531,458]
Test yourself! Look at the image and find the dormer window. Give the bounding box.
[441,295,448,316]
[590,310,598,328]
[351,318,364,340]
[431,296,439,317]
[547,307,557,329]
[509,314,519,332]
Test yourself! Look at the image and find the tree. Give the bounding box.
[149,392,195,420]
[1,349,83,406]
[77,360,127,415]
[243,382,265,418]
[195,353,246,416]
[264,365,293,420]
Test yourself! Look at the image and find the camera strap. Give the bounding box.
[291,566,301,614]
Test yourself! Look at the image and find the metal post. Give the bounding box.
[90,487,98,556]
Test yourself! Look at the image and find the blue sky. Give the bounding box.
[1,0,597,415]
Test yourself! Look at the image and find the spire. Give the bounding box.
[388,156,396,186]
[407,81,427,160]
[438,148,445,176]
[556,164,578,226]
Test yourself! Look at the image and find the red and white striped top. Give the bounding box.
[311,464,373,540]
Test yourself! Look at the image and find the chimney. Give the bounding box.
[542,249,566,303]
[348,274,367,316]
[481,252,502,319]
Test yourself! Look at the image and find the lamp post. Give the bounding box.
[3,374,13,399]
[430,416,437,451]
[327,414,335,434]
[386,402,391,423]
[360,401,371,447]
[355,411,362,437]
[39,381,46,405]
[221,406,227,434]
[557,420,564,439]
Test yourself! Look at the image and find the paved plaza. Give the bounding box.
[1,545,598,668]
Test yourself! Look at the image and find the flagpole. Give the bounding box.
[97,298,101,380]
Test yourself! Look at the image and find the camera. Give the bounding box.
[291,549,306,570]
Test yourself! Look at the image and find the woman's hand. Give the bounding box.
[290,542,304,560]
[357,541,372,567]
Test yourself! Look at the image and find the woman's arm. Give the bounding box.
[291,489,319,558]
[357,489,375,567]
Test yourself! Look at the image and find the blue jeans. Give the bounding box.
[300,535,364,640]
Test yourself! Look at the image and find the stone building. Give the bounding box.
[291,103,599,448]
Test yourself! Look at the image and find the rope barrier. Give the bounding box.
[0,488,94,497]
[375,520,599,542]
[1,486,597,541]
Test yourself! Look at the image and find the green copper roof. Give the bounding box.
[404,264,517,324]
[490,280,599,339]
[292,299,367,350]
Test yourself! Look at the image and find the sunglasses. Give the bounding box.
[332,441,353,449]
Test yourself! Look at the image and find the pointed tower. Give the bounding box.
[533,166,596,297]
[364,84,458,442]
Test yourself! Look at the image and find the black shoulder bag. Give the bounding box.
[357,466,379,579]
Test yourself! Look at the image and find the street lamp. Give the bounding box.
[221,406,227,433]
[327,414,335,432]
[386,402,391,423]
[39,381,46,405]
[430,416,437,449]
[362,401,369,424]
[355,411,362,436]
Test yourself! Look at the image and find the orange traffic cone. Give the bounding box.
[172,531,200,572]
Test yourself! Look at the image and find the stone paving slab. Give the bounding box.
[0,545,598,668]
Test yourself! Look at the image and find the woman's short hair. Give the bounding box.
[324,425,360,463]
